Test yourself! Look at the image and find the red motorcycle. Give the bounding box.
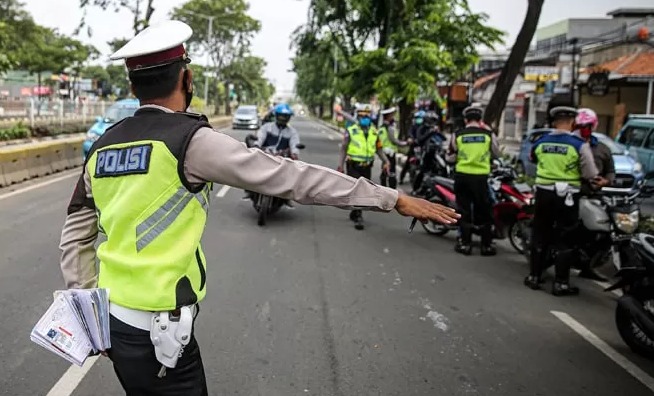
[418,162,534,254]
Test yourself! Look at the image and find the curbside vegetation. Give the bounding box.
[0,116,231,189]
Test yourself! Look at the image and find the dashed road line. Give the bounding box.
[46,356,99,396]
[216,184,231,198]
[551,310,654,393]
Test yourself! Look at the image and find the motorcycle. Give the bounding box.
[520,182,651,273]
[605,233,654,359]
[417,161,533,254]
[244,134,305,226]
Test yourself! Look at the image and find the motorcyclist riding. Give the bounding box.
[399,110,426,184]
[411,111,447,195]
[244,103,300,203]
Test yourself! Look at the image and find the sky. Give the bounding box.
[21,0,654,95]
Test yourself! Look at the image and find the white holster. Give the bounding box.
[554,182,575,207]
[149,306,194,369]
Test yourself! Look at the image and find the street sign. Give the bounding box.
[587,72,610,96]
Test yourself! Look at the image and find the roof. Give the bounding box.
[607,8,654,18]
[586,50,654,78]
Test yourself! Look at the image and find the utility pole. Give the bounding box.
[570,38,579,107]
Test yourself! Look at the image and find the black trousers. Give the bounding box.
[529,188,580,283]
[346,160,372,220]
[380,152,397,189]
[454,173,493,245]
[399,145,415,183]
[107,315,208,396]
[412,147,437,193]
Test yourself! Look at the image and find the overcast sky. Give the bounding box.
[22,0,654,94]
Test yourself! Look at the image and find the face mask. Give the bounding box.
[183,70,193,110]
[579,125,593,139]
[415,118,424,125]
[359,117,371,127]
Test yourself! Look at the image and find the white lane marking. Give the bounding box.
[216,184,231,198]
[0,171,78,201]
[46,356,99,396]
[594,280,622,297]
[551,311,654,393]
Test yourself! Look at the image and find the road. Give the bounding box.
[2,117,654,396]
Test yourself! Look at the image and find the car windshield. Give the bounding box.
[236,107,257,116]
[104,105,137,122]
[595,134,625,155]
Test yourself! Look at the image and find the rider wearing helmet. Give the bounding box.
[255,103,301,160]
[411,111,447,194]
[574,108,615,281]
[399,110,427,185]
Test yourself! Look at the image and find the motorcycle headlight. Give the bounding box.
[612,210,639,234]
[86,130,99,142]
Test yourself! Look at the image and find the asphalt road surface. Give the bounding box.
[2,117,654,396]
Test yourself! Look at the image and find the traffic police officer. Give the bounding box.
[337,104,391,230]
[378,107,410,189]
[524,106,605,296]
[58,21,459,395]
[446,106,501,256]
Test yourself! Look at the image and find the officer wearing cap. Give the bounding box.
[446,106,501,256]
[336,104,391,230]
[378,107,410,189]
[524,106,606,296]
[58,21,459,395]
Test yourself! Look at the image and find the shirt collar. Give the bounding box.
[140,104,175,113]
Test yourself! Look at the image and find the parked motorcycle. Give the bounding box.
[520,183,651,273]
[606,233,654,359]
[244,134,305,226]
[417,161,533,254]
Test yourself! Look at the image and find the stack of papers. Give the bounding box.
[30,288,111,366]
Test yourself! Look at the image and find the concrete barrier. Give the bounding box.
[49,142,69,173]
[25,145,55,178]
[0,148,29,186]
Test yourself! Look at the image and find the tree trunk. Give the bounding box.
[318,103,324,119]
[398,98,412,140]
[224,81,231,116]
[483,0,544,130]
[36,72,42,116]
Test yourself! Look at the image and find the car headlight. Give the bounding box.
[86,131,99,142]
[612,211,639,234]
[634,162,643,173]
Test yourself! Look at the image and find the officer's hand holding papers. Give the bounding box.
[30,288,111,366]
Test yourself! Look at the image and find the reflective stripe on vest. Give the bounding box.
[346,125,377,163]
[378,125,397,152]
[534,141,582,186]
[455,130,491,175]
[136,185,210,251]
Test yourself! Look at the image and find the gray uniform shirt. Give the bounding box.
[60,105,399,289]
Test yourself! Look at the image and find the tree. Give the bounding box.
[78,0,156,36]
[0,0,39,73]
[171,0,261,115]
[106,64,130,98]
[223,56,272,106]
[483,0,545,129]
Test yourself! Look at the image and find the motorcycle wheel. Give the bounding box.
[258,195,271,226]
[421,197,450,236]
[615,298,654,359]
[508,220,528,254]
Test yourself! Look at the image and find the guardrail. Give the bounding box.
[0,116,231,188]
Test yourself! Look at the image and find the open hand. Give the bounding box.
[592,176,610,188]
[336,166,344,173]
[394,194,460,225]
[382,162,390,174]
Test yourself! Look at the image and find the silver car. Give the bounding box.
[232,105,260,130]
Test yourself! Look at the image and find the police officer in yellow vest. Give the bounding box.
[337,104,391,230]
[378,107,410,189]
[524,106,607,296]
[58,21,458,395]
[446,106,501,256]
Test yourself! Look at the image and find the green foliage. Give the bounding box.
[0,0,40,73]
[0,122,29,141]
[78,0,156,36]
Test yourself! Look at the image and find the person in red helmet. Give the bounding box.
[574,108,614,281]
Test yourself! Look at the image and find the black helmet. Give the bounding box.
[423,111,439,127]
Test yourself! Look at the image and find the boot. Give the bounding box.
[481,245,497,256]
[355,216,365,230]
[523,275,542,290]
[552,282,580,296]
[455,238,472,255]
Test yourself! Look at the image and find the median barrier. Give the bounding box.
[49,142,70,173]
[25,145,55,178]
[0,148,29,186]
